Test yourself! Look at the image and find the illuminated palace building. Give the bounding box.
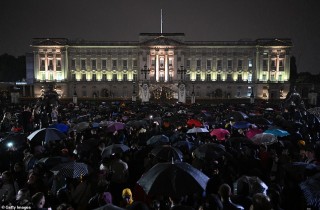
[27,33,292,102]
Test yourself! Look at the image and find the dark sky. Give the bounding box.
[1,0,319,74]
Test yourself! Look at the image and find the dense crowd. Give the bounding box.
[0,97,320,210]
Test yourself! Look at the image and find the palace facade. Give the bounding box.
[26,33,292,102]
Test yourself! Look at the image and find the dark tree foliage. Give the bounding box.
[289,56,298,86]
[0,53,26,82]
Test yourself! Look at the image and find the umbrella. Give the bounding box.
[227,111,249,121]
[246,127,263,139]
[99,120,114,127]
[49,123,69,133]
[187,119,202,128]
[248,117,272,126]
[38,156,71,169]
[251,133,277,145]
[300,173,320,208]
[210,128,230,141]
[137,162,209,196]
[150,145,183,161]
[147,135,170,146]
[173,140,195,152]
[72,122,90,132]
[193,143,226,160]
[27,128,67,143]
[93,204,125,210]
[232,121,251,129]
[187,127,209,134]
[236,176,268,196]
[264,129,290,137]
[51,161,89,178]
[106,122,125,133]
[101,144,130,159]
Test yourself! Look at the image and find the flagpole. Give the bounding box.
[161,9,163,34]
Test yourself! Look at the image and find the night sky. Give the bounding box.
[1,0,319,74]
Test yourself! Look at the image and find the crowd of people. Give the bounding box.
[0,96,320,210]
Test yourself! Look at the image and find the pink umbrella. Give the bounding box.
[210,128,230,141]
[246,127,263,139]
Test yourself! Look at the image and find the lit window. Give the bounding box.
[248,59,253,68]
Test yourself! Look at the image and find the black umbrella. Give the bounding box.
[193,143,226,160]
[150,145,183,161]
[93,204,125,210]
[300,173,320,208]
[137,162,209,196]
[147,135,170,146]
[38,156,72,169]
[51,161,89,178]
[101,144,130,159]
[236,175,268,196]
[27,128,67,143]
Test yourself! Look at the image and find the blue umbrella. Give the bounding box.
[264,129,290,137]
[232,121,251,129]
[49,123,69,133]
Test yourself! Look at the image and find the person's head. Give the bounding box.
[250,193,272,210]
[203,194,223,210]
[100,192,112,204]
[16,188,30,201]
[1,171,13,183]
[27,172,38,184]
[32,192,45,208]
[122,188,133,205]
[218,183,232,200]
[127,201,149,210]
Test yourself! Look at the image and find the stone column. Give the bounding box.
[156,54,159,82]
[165,54,168,82]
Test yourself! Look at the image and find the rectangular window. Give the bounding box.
[185,74,190,81]
[169,59,173,66]
[71,59,76,69]
[217,74,221,81]
[237,74,242,81]
[151,59,156,67]
[278,74,282,81]
[81,60,86,70]
[48,60,53,70]
[123,60,127,69]
[217,60,222,69]
[112,74,117,81]
[42,73,45,81]
[206,60,211,69]
[238,60,243,69]
[112,60,117,69]
[160,59,164,68]
[227,60,232,69]
[102,60,107,69]
[206,74,211,81]
[133,74,138,81]
[72,74,76,81]
[40,59,45,71]
[271,60,276,67]
[123,74,128,81]
[262,74,267,81]
[159,74,164,82]
[49,73,53,81]
[92,74,97,81]
[186,60,191,68]
[271,74,275,81]
[263,60,268,71]
[196,74,201,81]
[92,60,97,70]
[227,74,233,81]
[279,60,283,67]
[81,74,86,81]
[133,60,138,67]
[248,73,252,82]
[102,74,107,81]
[196,60,201,69]
[248,59,253,68]
[247,86,252,97]
[56,59,61,68]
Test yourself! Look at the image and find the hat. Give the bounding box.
[102,192,112,204]
[122,188,132,197]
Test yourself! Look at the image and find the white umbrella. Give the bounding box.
[187,127,209,134]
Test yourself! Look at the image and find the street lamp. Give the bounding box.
[192,82,195,95]
[177,65,187,80]
[141,64,150,80]
[132,81,136,102]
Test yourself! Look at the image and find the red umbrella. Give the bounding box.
[210,128,230,141]
[187,119,202,128]
[246,127,263,139]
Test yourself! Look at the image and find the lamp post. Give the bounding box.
[132,81,136,102]
[191,81,195,104]
[72,83,77,104]
[141,64,150,80]
[250,89,255,104]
